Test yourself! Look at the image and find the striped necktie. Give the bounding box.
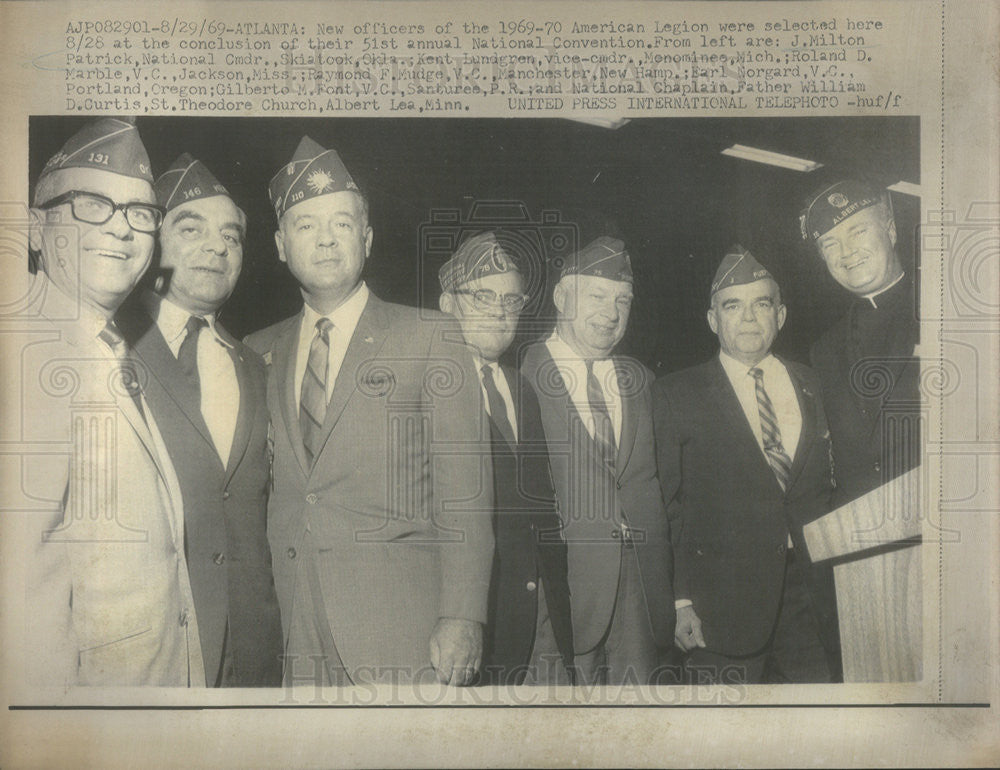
[300,317,333,468]
[586,359,616,466]
[98,320,145,420]
[751,366,792,491]
[481,363,515,447]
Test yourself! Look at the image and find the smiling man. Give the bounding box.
[117,154,283,687]
[23,118,205,686]
[800,179,920,505]
[653,246,840,684]
[245,137,493,688]
[521,236,674,686]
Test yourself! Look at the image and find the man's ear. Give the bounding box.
[439,291,455,315]
[28,207,44,253]
[887,216,897,247]
[364,225,373,259]
[553,280,568,315]
[706,306,719,335]
[274,229,286,263]
[777,303,787,331]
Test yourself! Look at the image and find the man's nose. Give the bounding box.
[203,229,228,256]
[317,222,338,246]
[101,209,134,240]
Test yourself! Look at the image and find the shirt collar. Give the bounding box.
[36,273,111,346]
[302,282,369,338]
[863,271,905,309]
[144,291,229,348]
[547,330,613,368]
[719,349,778,381]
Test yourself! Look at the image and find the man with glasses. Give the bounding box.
[20,117,206,686]
[521,236,674,686]
[117,154,283,687]
[438,232,574,685]
[245,137,493,687]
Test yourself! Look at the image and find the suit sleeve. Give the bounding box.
[652,378,690,600]
[426,322,495,624]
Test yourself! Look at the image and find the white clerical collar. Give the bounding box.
[863,271,905,309]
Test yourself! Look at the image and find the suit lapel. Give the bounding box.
[131,321,217,454]
[613,358,638,477]
[311,295,390,466]
[782,359,817,492]
[222,332,255,483]
[709,357,779,485]
[273,310,310,478]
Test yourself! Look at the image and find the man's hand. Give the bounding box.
[674,605,706,652]
[429,617,483,686]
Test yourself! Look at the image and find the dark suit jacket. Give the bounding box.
[245,295,494,683]
[810,276,921,506]
[653,355,838,658]
[119,300,283,686]
[521,343,674,656]
[482,364,573,683]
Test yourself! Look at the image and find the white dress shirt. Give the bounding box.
[544,332,623,447]
[294,282,370,410]
[475,356,518,442]
[151,294,241,466]
[718,351,802,463]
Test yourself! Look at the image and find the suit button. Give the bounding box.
[306,493,318,504]
[616,481,622,490]
[526,581,537,592]
[611,529,621,539]
[179,609,189,627]
[778,543,787,555]
[213,552,226,565]
[222,490,231,500]
[874,462,881,473]
[287,547,297,559]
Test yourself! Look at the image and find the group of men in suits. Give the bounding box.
[19,116,918,689]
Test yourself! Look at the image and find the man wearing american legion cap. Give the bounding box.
[520,236,674,685]
[438,232,574,685]
[117,153,283,687]
[18,118,206,686]
[245,137,494,687]
[652,246,840,684]
[800,179,920,505]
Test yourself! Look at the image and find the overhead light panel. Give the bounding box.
[721,144,823,172]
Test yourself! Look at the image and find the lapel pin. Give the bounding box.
[364,336,374,344]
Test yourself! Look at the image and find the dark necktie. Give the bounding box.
[300,318,334,468]
[98,320,145,420]
[751,367,792,491]
[481,363,515,447]
[586,359,616,465]
[177,315,207,399]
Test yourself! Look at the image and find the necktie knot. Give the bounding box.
[186,315,208,336]
[98,321,125,353]
[316,317,334,341]
[750,366,764,382]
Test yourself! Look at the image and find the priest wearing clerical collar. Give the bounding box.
[800,179,921,505]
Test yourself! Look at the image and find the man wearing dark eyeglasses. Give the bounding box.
[21,117,206,687]
[438,231,574,686]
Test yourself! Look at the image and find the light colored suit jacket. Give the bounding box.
[521,342,674,655]
[15,275,205,687]
[245,294,493,682]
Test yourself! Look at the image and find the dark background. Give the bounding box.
[30,116,919,374]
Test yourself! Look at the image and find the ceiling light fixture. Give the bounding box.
[721,144,823,172]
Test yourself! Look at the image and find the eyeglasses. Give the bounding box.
[454,288,530,313]
[38,190,164,234]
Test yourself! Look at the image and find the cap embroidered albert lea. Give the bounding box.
[269,135,359,219]
[40,117,153,183]
[799,179,887,241]
[710,244,775,297]
[438,231,520,293]
[154,153,231,212]
[561,235,633,282]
